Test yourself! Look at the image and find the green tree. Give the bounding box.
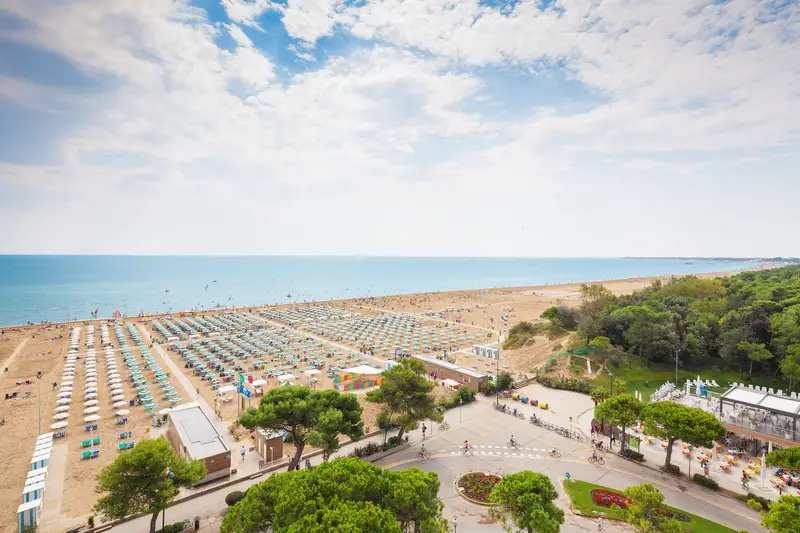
[221,458,447,533]
[614,378,627,396]
[589,336,614,353]
[366,358,439,442]
[593,394,643,449]
[642,402,727,470]
[737,341,774,377]
[239,386,363,471]
[780,345,800,391]
[762,495,800,533]
[623,483,682,533]
[766,447,800,469]
[589,386,610,406]
[489,471,564,533]
[496,371,514,391]
[94,437,206,533]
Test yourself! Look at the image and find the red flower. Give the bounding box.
[590,489,631,509]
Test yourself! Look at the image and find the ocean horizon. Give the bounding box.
[0,255,757,326]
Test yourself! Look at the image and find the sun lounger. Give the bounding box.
[117,442,135,451]
[84,424,99,432]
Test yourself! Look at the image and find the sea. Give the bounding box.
[0,256,757,326]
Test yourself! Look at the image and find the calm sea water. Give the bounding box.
[0,256,755,326]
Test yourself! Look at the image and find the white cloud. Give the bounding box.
[0,0,798,256]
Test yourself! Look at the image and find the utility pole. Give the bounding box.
[495,351,500,406]
[675,349,679,387]
[609,372,614,396]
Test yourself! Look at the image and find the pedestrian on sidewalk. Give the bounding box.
[610,432,616,447]
[240,445,246,461]
[422,424,427,439]
[196,387,200,399]
[597,517,604,531]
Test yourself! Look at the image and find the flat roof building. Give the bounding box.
[166,402,231,484]
[411,354,488,392]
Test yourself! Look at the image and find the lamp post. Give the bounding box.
[269,446,273,464]
[609,372,614,396]
[459,398,463,424]
[495,351,500,406]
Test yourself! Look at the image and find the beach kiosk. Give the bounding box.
[17,499,42,533]
[333,365,384,391]
[472,345,500,359]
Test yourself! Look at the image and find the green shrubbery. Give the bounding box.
[225,491,246,506]
[537,376,592,394]
[692,474,718,490]
[155,523,186,533]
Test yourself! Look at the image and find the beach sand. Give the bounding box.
[0,269,757,531]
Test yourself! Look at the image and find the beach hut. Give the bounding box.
[17,499,42,533]
[30,453,48,470]
[21,481,45,503]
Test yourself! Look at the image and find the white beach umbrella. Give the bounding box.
[158,409,171,416]
[85,387,98,394]
[84,415,101,423]
[57,392,71,399]
[56,398,71,406]
[59,386,72,393]
[85,393,97,400]
[53,413,69,421]
[54,406,70,413]
[115,409,130,416]
[61,381,73,386]
[113,401,127,408]
[109,378,121,385]
[62,373,74,379]
[51,421,68,430]
[84,407,100,414]
[110,384,122,391]
[84,399,98,407]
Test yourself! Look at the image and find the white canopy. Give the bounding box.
[158,409,171,415]
[304,369,321,377]
[341,365,382,375]
[251,379,268,387]
[217,385,236,394]
[277,374,296,383]
[441,378,460,388]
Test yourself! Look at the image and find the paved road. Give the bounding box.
[105,397,765,533]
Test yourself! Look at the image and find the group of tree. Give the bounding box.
[762,447,800,533]
[537,267,800,386]
[594,395,727,470]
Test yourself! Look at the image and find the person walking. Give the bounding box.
[597,516,604,531]
[422,423,427,439]
[240,445,246,462]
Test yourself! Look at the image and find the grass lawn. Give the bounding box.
[589,356,791,400]
[562,479,740,533]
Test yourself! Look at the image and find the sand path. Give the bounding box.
[0,338,29,385]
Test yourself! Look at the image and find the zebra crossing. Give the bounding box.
[447,445,555,459]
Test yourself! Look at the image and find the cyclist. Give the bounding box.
[550,446,559,457]
[741,471,750,488]
[463,440,470,453]
[509,434,517,447]
[419,444,427,457]
[512,407,517,417]
[590,450,599,462]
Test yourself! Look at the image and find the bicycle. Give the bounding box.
[460,446,475,456]
[417,450,431,459]
[508,440,521,449]
[439,421,450,431]
[588,455,605,465]
[549,449,561,458]
[515,411,525,419]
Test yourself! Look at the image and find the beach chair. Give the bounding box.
[54,431,67,439]
[91,450,100,459]
[119,431,132,440]
[81,451,92,460]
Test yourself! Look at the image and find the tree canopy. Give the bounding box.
[766,447,800,469]
[762,495,800,533]
[366,358,439,441]
[220,457,447,533]
[573,267,800,384]
[94,437,206,533]
[642,401,727,469]
[593,393,643,448]
[623,483,682,533]
[489,471,564,533]
[239,386,363,470]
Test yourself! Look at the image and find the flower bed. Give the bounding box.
[590,489,631,509]
[456,472,501,505]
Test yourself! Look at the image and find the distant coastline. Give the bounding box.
[0,255,767,327]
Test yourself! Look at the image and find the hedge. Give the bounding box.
[692,474,718,490]
[620,449,645,462]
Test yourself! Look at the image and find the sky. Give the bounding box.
[0,0,798,257]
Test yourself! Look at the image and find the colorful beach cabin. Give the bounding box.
[17,499,42,533]
[21,482,45,503]
[333,365,384,391]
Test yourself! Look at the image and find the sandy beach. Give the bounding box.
[0,268,760,532]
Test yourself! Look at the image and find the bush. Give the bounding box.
[225,490,246,506]
[735,493,771,510]
[747,499,763,511]
[590,489,631,509]
[455,387,476,404]
[537,376,592,394]
[620,449,644,462]
[156,523,186,533]
[481,381,497,396]
[661,464,680,476]
[692,474,718,490]
[496,372,513,391]
[349,442,382,458]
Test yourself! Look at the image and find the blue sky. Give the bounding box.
[0,0,798,256]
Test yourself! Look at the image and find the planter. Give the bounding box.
[455,472,501,506]
[362,442,410,463]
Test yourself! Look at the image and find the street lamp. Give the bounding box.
[609,372,614,396]
[269,446,273,464]
[459,398,464,424]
